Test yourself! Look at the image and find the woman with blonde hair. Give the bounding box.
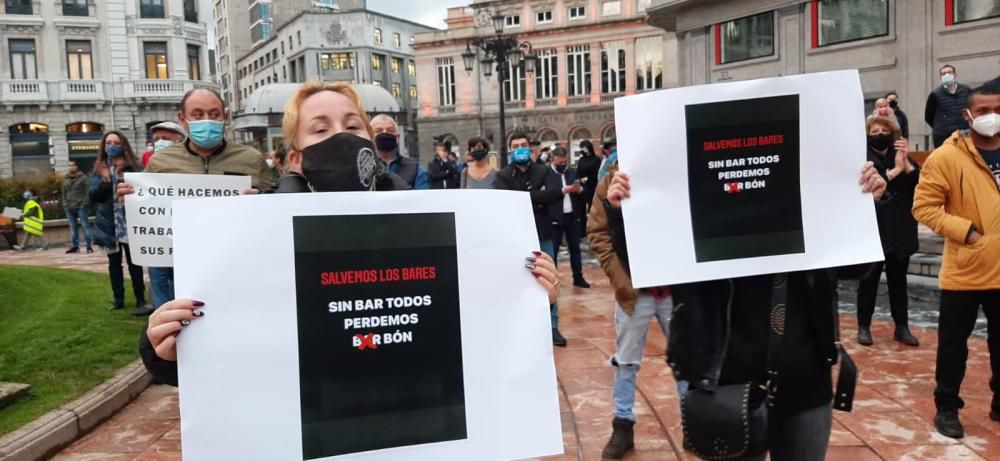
[856,115,920,347]
[140,80,562,383]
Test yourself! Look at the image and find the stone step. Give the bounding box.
[918,234,944,255]
[0,382,31,409]
[908,252,941,278]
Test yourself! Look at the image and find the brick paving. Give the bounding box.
[4,246,1000,460]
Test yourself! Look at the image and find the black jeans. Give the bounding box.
[552,212,584,281]
[934,290,1000,412]
[108,243,146,304]
[856,255,910,327]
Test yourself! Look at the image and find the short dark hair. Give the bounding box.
[551,146,569,158]
[886,91,898,99]
[509,131,530,147]
[529,140,541,147]
[467,136,490,151]
[940,64,956,74]
[275,147,287,164]
[967,85,1000,109]
[179,88,226,114]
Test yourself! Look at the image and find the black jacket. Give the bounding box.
[984,75,1000,92]
[494,163,562,240]
[869,149,920,258]
[427,156,458,189]
[549,165,583,217]
[893,108,910,140]
[667,271,842,416]
[577,154,601,192]
[138,170,408,386]
[925,84,971,136]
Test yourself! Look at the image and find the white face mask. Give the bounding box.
[941,73,956,85]
[266,158,276,169]
[968,110,1000,137]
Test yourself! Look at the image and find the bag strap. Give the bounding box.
[461,168,468,189]
[831,281,857,412]
[764,274,788,407]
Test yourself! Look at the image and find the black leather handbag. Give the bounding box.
[680,275,788,460]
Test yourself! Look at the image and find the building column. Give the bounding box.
[590,43,601,104]
[556,47,568,106]
[624,39,636,95]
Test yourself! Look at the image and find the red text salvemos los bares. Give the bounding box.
[320,266,437,286]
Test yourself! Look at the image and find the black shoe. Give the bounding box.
[990,409,1000,422]
[935,410,964,439]
[893,325,920,346]
[573,278,591,289]
[86,246,94,253]
[65,247,79,254]
[858,326,873,346]
[601,418,635,459]
[132,304,156,317]
[552,328,567,347]
[108,300,125,311]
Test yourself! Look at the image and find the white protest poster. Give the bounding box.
[122,173,250,267]
[2,207,20,219]
[172,190,563,461]
[615,69,883,287]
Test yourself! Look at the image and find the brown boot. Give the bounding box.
[601,418,634,459]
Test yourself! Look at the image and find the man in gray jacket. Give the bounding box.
[61,160,92,253]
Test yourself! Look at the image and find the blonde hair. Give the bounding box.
[282,80,373,150]
[865,115,902,140]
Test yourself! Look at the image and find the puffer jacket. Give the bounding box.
[913,130,1000,290]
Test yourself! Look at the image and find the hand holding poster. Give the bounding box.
[614,70,883,287]
[123,173,251,267]
[172,190,562,461]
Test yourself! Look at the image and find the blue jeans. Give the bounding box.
[611,294,681,421]
[540,238,558,328]
[148,266,175,308]
[65,208,92,248]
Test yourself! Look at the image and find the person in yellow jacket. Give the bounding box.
[13,189,48,251]
[913,86,1000,440]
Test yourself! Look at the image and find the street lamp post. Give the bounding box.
[462,13,537,167]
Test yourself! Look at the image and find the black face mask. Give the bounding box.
[374,133,398,152]
[300,132,382,192]
[888,100,898,109]
[867,134,893,151]
[470,149,488,161]
[554,165,567,174]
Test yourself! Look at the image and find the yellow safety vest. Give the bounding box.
[23,199,44,236]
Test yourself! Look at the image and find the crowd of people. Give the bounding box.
[5,64,998,460]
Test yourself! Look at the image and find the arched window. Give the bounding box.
[66,122,105,173]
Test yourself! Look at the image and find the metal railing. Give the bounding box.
[535,99,558,107]
[567,95,590,105]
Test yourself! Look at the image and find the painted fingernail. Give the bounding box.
[192,300,205,307]
[525,263,537,270]
[531,272,541,278]
[525,256,537,263]
[192,310,205,317]
[180,320,191,326]
[532,251,542,256]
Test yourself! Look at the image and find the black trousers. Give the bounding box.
[856,255,911,327]
[108,243,146,303]
[580,186,596,236]
[934,290,1000,412]
[552,212,584,281]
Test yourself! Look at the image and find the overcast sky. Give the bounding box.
[367,0,470,29]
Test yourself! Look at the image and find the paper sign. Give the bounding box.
[615,69,883,287]
[173,190,562,461]
[123,172,250,267]
[2,207,20,219]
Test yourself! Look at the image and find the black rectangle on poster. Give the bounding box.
[685,94,805,262]
[293,213,466,460]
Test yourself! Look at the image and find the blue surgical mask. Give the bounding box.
[23,191,31,199]
[187,120,225,149]
[941,73,956,85]
[153,139,174,152]
[511,147,532,165]
[106,145,124,157]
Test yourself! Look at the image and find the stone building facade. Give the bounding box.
[413,0,677,164]
[0,0,218,179]
[646,0,1000,151]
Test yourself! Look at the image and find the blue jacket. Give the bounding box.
[88,175,117,249]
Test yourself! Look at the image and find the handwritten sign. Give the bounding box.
[123,173,250,267]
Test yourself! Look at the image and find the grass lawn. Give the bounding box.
[0,265,147,436]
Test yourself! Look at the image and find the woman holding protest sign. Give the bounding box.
[89,131,152,315]
[603,164,884,461]
[139,80,562,385]
[856,115,920,347]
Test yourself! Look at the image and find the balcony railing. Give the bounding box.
[600,93,621,104]
[567,96,590,105]
[535,99,558,107]
[59,80,104,101]
[0,80,48,103]
[123,79,221,100]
